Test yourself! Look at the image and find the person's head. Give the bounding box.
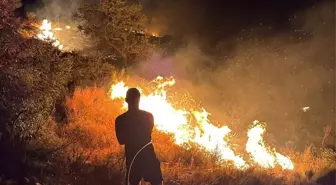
[125,88,141,110]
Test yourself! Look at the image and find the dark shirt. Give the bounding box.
[115,109,154,163]
[115,109,163,184]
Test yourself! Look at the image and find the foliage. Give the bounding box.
[0,1,335,184]
[0,0,21,29]
[61,87,121,152]
[74,0,154,65]
[0,38,113,141]
[0,2,115,181]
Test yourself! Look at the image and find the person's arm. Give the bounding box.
[149,113,154,131]
[115,116,125,145]
[149,113,154,132]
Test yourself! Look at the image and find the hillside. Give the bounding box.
[0,0,335,185]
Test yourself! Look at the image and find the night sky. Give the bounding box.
[20,0,334,36]
[139,0,334,36]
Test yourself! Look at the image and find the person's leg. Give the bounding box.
[126,176,141,185]
[129,181,141,185]
[149,181,163,185]
[126,161,143,185]
[143,157,163,185]
[125,171,141,185]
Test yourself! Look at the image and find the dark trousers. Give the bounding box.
[125,145,163,185]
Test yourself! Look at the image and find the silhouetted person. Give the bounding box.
[115,88,163,185]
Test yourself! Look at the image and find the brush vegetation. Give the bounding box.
[0,0,335,185]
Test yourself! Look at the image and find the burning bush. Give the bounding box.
[0,0,335,184]
[62,88,121,153]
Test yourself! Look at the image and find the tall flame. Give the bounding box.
[193,110,247,168]
[246,120,294,169]
[110,76,294,170]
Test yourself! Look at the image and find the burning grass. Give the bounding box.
[57,77,335,185]
[109,76,296,170]
[61,87,122,160]
[2,1,333,184]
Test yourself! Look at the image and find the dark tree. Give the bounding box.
[74,0,154,65]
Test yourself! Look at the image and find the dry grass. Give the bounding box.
[55,86,335,185]
[60,87,123,161]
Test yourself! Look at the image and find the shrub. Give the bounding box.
[0,2,115,181]
[61,87,122,160]
[74,0,154,65]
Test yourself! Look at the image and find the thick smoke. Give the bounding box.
[135,2,335,150]
[28,0,334,150]
[28,0,95,52]
[33,0,88,21]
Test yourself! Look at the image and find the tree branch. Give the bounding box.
[104,23,127,65]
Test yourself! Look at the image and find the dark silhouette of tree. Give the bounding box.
[0,0,21,29]
[74,0,154,65]
[0,1,114,182]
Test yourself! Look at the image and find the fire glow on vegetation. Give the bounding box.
[151,32,159,37]
[36,19,70,50]
[110,76,294,170]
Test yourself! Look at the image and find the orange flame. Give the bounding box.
[37,19,63,50]
[246,121,294,169]
[110,76,294,170]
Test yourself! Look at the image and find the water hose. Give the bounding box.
[127,141,152,185]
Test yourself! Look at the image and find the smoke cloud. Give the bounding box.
[135,1,335,150]
[27,0,334,150]
[33,0,87,21]
[26,0,96,51]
